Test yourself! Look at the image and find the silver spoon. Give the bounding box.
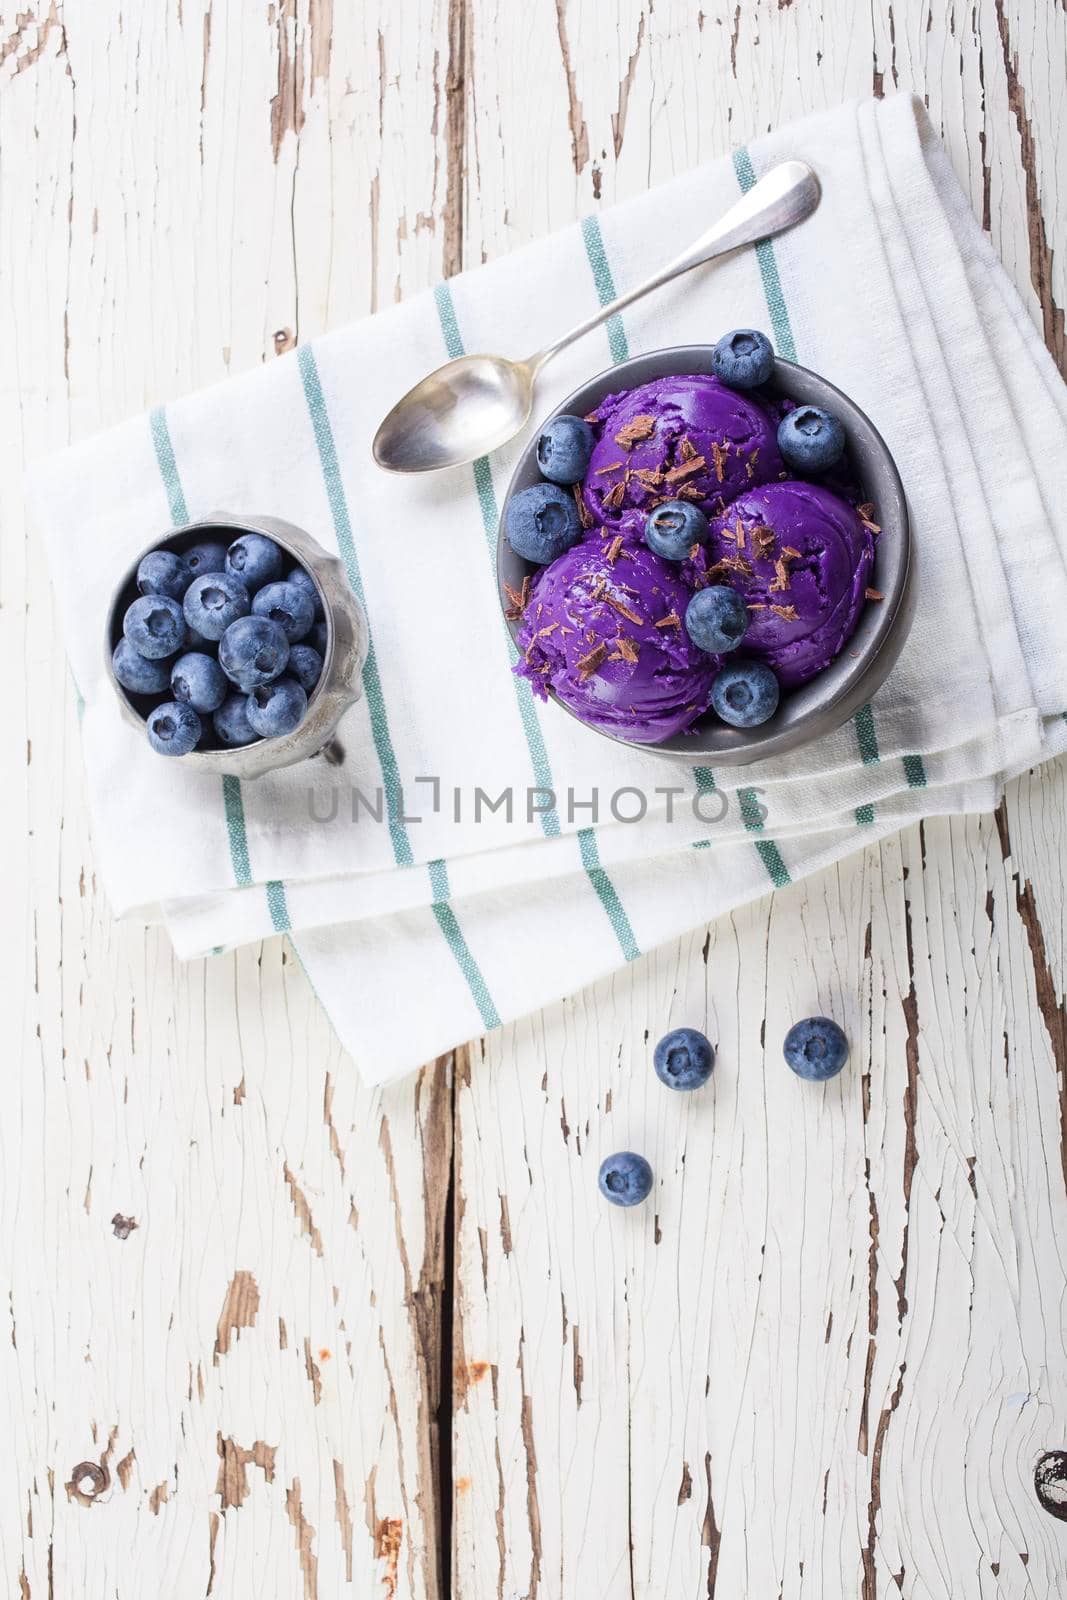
[372,160,820,475]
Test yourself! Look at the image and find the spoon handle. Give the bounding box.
[530,160,820,372]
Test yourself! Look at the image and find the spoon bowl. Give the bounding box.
[372,161,821,474]
[373,354,536,473]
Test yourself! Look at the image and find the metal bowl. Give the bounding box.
[105,511,367,779]
[497,347,913,765]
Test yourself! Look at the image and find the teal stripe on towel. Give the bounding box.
[731,149,797,363]
[579,216,629,363]
[428,859,501,1030]
[434,280,641,966]
[150,406,253,890]
[266,879,291,933]
[298,342,500,1028]
[297,343,415,870]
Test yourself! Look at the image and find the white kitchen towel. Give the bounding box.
[28,93,1067,1083]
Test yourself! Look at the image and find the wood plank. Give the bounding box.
[453,2,1067,1595]
[1,4,453,1595]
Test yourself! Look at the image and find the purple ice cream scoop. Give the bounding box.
[515,531,719,743]
[582,373,784,529]
[696,481,875,688]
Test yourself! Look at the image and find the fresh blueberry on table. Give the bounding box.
[536,414,595,485]
[245,675,308,738]
[288,643,323,693]
[645,499,709,561]
[783,1016,849,1081]
[505,482,583,564]
[225,532,284,593]
[653,1027,715,1090]
[711,328,775,390]
[183,539,228,577]
[146,700,201,757]
[777,405,846,473]
[251,579,315,643]
[287,564,325,621]
[711,660,780,727]
[218,615,290,690]
[111,638,172,696]
[213,692,259,747]
[183,572,251,641]
[310,620,329,657]
[598,1151,653,1208]
[170,651,228,714]
[685,585,749,654]
[136,549,192,601]
[123,594,186,659]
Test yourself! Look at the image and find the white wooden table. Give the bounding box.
[4,3,1066,1596]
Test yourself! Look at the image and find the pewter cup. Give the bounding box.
[105,512,367,779]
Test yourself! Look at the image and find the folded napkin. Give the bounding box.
[29,93,1067,1083]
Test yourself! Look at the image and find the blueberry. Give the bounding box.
[183,539,228,577]
[783,1016,849,1082]
[171,651,228,714]
[183,572,251,641]
[251,579,315,642]
[123,594,186,659]
[245,676,308,738]
[310,621,329,657]
[214,693,259,747]
[685,586,750,654]
[711,328,775,389]
[218,615,290,690]
[288,643,323,693]
[711,660,780,727]
[536,414,595,486]
[598,1152,653,1208]
[777,405,846,473]
[287,565,325,621]
[137,549,192,601]
[225,532,284,592]
[146,700,201,757]
[505,482,582,564]
[653,1027,715,1091]
[645,499,709,562]
[112,638,172,695]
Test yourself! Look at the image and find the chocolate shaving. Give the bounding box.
[734,517,746,551]
[678,436,698,462]
[603,480,627,511]
[747,602,767,610]
[614,414,657,449]
[750,524,777,560]
[604,534,624,565]
[595,461,625,474]
[654,611,682,630]
[632,467,665,485]
[769,603,799,621]
[538,622,559,637]
[573,485,595,529]
[503,575,531,619]
[577,642,608,680]
[677,484,705,501]
[857,503,882,534]
[584,409,600,424]
[605,593,643,625]
[664,456,706,485]
[720,552,752,577]
[710,441,728,483]
[746,448,760,480]
[689,543,702,560]
[704,561,732,585]
[611,635,639,664]
[865,586,885,601]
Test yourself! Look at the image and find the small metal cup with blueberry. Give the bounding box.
[105,513,368,778]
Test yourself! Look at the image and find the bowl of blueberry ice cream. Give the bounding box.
[106,512,367,777]
[498,334,911,763]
